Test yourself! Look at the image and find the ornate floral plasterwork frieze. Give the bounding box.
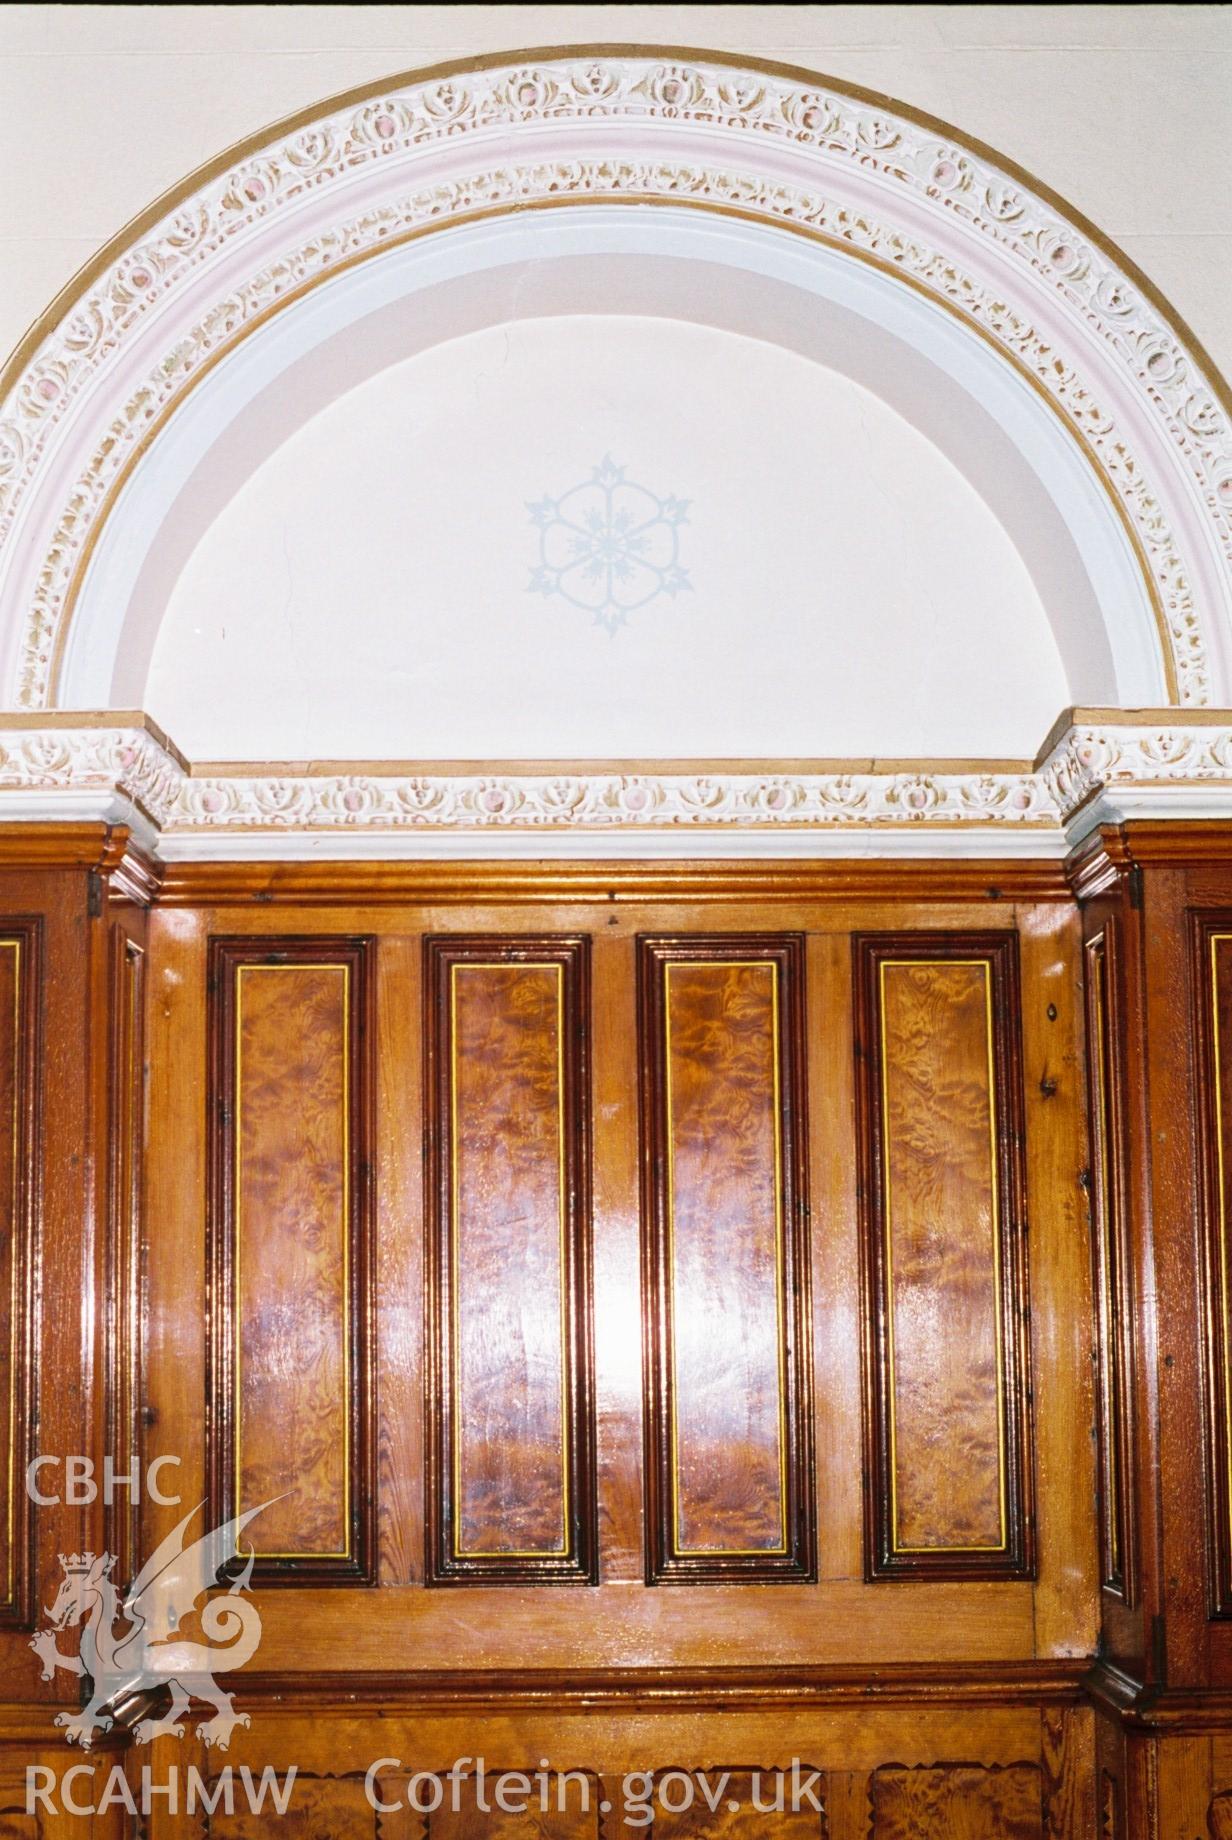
[171,767,1050,831]
[1038,719,1232,816]
[0,716,1230,857]
[0,53,1229,714]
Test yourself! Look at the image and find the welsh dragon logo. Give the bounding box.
[29,1500,269,1750]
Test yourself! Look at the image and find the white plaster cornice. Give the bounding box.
[1037,712,1232,841]
[0,711,1228,859]
[1,49,1231,719]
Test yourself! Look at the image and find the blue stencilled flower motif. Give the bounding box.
[527,456,691,634]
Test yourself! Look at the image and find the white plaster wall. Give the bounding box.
[3,4,1231,388]
[146,316,1066,762]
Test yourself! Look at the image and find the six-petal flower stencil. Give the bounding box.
[528,457,691,634]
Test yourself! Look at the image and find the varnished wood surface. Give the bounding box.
[870,1763,1043,1838]
[221,1657,1089,1710]
[666,962,787,1556]
[206,936,375,1583]
[424,937,595,1585]
[204,1776,393,1838]
[454,963,570,1557]
[0,846,1148,1837]
[854,933,1034,1580]
[1075,830,1232,1834]
[128,1700,1097,1840]
[882,959,1005,1552]
[138,893,1086,1676]
[7,824,1232,1840]
[102,920,145,1590]
[1084,924,1136,1604]
[1192,916,1232,1617]
[639,936,814,1582]
[237,961,350,1558]
[0,927,36,1627]
[154,857,1073,908]
[1014,906,1093,1663]
[0,869,112,1699]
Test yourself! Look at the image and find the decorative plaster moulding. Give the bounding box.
[1,711,1230,861]
[1,46,1232,720]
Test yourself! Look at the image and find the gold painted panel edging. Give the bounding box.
[0,923,40,1630]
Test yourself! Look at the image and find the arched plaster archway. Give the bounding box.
[67,210,1146,730]
[1,47,1231,857]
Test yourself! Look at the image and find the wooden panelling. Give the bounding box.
[207,937,375,1584]
[154,858,1074,909]
[638,935,814,1584]
[427,1769,600,1840]
[103,925,144,1589]
[0,1744,129,1838]
[610,1768,824,1837]
[0,921,38,1630]
[204,1776,388,1837]
[423,936,596,1585]
[1191,915,1232,1616]
[853,933,1034,1580]
[869,1764,1042,1839]
[1083,923,1137,1603]
[1039,1704,1096,1837]
[1100,1770,1121,1839]
[0,1786,36,1840]
[82,877,1099,1817]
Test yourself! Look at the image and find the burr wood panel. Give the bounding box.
[854,933,1033,1580]
[204,1776,384,1837]
[1191,915,1232,1615]
[609,1769,823,1837]
[870,1764,1043,1839]
[423,936,596,1585]
[0,922,37,1629]
[1084,923,1137,1603]
[427,1770,600,1840]
[638,935,815,1584]
[207,937,375,1585]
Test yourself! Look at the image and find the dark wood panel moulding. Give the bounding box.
[1071,822,1232,883]
[104,838,161,909]
[0,1707,133,1746]
[102,927,146,1590]
[1189,912,1232,1617]
[1083,1658,1232,1734]
[423,934,597,1586]
[1123,821,1232,862]
[1063,820,1232,904]
[0,918,40,1630]
[853,930,1035,1582]
[1066,828,1138,905]
[153,857,1073,908]
[0,822,130,869]
[222,1656,1089,1713]
[638,933,816,1584]
[1084,921,1139,1604]
[206,934,377,1586]
[0,822,160,899]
